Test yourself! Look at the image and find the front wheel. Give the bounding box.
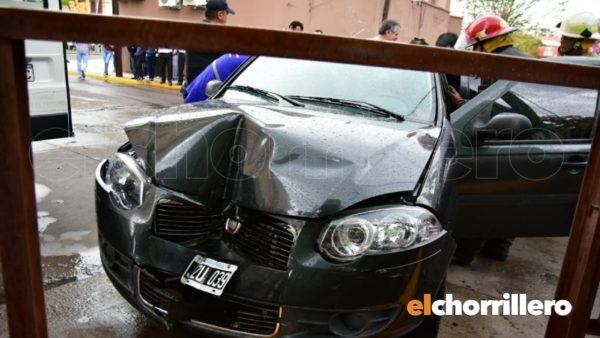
[402,279,445,338]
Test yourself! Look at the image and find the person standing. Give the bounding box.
[134,47,146,81]
[409,37,428,45]
[127,46,137,79]
[102,43,114,77]
[185,0,235,87]
[184,53,249,104]
[372,20,401,42]
[156,48,173,85]
[288,20,304,31]
[557,12,600,56]
[435,32,461,98]
[75,42,90,79]
[175,49,186,85]
[453,15,529,265]
[145,48,157,81]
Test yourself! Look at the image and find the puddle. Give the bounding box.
[40,247,102,290]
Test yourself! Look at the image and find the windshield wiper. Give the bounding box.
[228,85,304,107]
[404,87,435,119]
[287,96,404,121]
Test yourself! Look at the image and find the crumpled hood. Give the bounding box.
[125,101,440,218]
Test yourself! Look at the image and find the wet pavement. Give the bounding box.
[0,77,598,337]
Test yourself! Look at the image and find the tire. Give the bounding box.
[402,279,445,338]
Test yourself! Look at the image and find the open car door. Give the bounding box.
[451,60,600,238]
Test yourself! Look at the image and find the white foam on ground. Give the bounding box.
[35,183,51,203]
[37,213,57,232]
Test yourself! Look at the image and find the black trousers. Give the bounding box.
[156,53,173,83]
[134,54,144,79]
[177,52,185,84]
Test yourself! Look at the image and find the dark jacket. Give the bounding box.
[185,19,221,83]
[495,45,530,57]
[479,45,530,91]
[186,52,220,84]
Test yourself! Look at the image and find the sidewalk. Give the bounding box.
[67,54,182,92]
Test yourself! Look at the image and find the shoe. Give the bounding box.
[480,238,512,262]
[168,81,173,86]
[452,238,484,266]
[81,71,86,79]
[160,80,165,84]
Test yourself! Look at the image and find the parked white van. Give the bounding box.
[0,0,72,140]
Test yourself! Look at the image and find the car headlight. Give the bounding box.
[318,206,444,262]
[104,153,149,210]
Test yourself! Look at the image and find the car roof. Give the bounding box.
[544,56,600,67]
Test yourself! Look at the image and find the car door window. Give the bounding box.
[490,83,598,141]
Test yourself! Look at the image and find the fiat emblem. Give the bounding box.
[225,218,242,234]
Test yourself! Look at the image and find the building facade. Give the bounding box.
[117,0,462,72]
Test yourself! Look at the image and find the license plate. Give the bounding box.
[26,64,34,82]
[181,255,237,296]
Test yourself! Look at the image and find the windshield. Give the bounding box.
[220,57,436,122]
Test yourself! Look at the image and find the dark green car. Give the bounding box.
[95,56,599,337]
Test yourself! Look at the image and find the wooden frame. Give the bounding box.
[0,7,598,338]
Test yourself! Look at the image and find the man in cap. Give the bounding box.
[185,0,235,93]
[557,12,600,56]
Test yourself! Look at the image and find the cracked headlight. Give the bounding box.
[104,153,149,210]
[318,206,444,262]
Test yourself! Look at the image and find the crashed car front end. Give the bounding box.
[95,57,457,337]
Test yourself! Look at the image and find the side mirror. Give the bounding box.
[205,80,223,98]
[471,113,532,145]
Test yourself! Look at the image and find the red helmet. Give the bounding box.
[465,15,517,47]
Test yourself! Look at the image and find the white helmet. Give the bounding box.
[558,12,600,40]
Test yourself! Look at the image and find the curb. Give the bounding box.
[68,69,182,92]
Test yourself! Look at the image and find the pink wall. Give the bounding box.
[388,0,456,44]
[118,0,460,38]
[448,15,463,36]
[117,0,462,72]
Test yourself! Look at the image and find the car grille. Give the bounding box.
[138,269,280,336]
[230,217,295,271]
[154,199,225,237]
[227,302,280,335]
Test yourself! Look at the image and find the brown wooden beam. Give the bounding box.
[0,37,48,338]
[0,8,598,89]
[545,119,600,336]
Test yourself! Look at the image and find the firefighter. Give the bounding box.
[557,12,600,56]
[453,15,530,265]
[467,15,530,91]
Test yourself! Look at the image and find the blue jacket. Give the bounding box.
[184,54,250,104]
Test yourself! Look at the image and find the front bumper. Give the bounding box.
[96,160,455,337]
